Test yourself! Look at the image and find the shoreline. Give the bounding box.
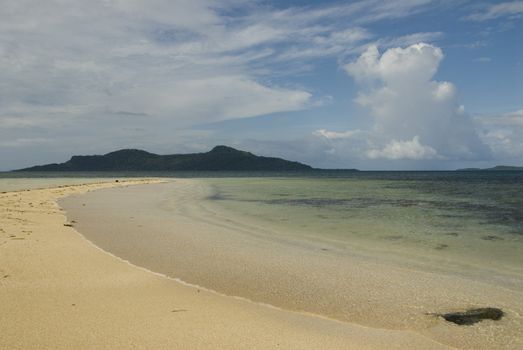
[0,179,451,349]
[60,179,523,350]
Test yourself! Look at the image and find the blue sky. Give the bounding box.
[1,0,522,170]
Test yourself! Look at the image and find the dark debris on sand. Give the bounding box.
[440,307,504,325]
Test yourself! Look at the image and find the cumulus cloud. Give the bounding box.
[342,43,488,160]
[366,136,438,160]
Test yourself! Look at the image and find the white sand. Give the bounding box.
[60,180,523,349]
[0,179,466,349]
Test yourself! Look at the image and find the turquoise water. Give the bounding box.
[202,172,523,284]
[3,170,522,282]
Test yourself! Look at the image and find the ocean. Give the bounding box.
[203,172,523,287]
[3,170,522,285]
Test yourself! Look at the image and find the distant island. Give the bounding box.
[457,165,523,171]
[16,146,314,171]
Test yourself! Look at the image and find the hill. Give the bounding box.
[16,146,313,171]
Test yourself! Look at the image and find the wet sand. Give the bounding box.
[60,179,523,349]
[1,179,452,350]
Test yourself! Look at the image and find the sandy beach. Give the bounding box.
[0,179,454,350]
[59,179,523,349]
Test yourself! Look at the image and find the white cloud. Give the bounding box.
[345,43,443,84]
[351,0,435,24]
[477,109,523,127]
[0,0,440,131]
[314,129,362,139]
[376,31,443,49]
[366,136,438,160]
[465,1,523,21]
[278,27,372,60]
[107,76,313,124]
[476,109,523,159]
[342,43,488,160]
[0,0,469,170]
[0,1,320,133]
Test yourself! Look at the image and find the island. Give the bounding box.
[457,165,523,171]
[15,146,314,171]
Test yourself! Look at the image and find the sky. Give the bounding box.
[1,0,522,170]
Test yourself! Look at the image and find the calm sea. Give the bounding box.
[2,170,522,282]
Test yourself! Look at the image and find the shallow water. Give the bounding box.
[4,171,521,284]
[3,171,522,284]
[203,174,523,287]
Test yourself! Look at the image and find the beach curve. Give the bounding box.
[0,179,452,349]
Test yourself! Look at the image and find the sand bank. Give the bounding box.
[60,180,523,350]
[0,179,450,349]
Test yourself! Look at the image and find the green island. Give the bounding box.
[16,146,313,171]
